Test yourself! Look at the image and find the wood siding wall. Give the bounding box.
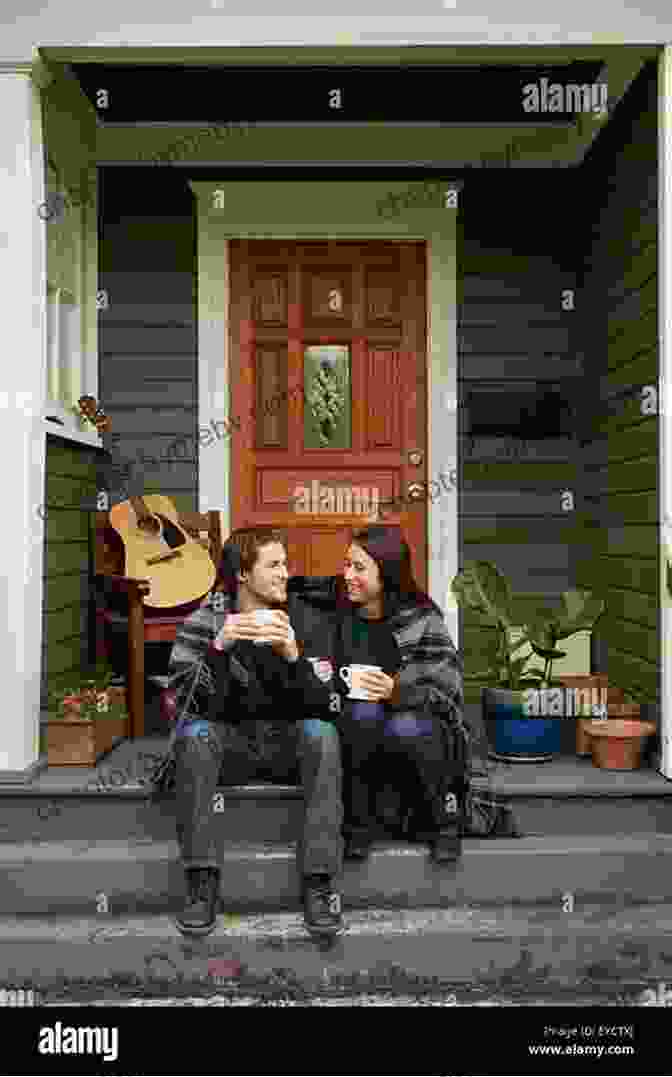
[41,436,102,711]
[573,60,659,709]
[457,173,582,704]
[97,173,200,517]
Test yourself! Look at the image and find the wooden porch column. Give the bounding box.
[0,58,50,779]
[659,46,672,780]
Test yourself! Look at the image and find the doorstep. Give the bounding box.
[7,739,672,797]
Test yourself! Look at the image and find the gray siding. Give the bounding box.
[457,175,582,704]
[573,60,659,709]
[97,175,199,516]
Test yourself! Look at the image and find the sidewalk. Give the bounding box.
[2,900,671,1005]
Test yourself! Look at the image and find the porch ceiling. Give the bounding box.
[38,45,659,169]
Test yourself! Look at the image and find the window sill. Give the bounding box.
[44,418,106,450]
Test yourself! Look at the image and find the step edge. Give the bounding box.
[2,834,671,860]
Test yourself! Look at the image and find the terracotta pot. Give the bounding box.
[577,697,639,755]
[588,719,657,770]
[558,675,611,755]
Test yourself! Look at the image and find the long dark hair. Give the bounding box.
[339,524,441,619]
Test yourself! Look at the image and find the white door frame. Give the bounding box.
[658,46,672,779]
[189,179,460,645]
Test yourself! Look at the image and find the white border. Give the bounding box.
[658,47,672,779]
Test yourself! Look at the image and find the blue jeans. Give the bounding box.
[173,717,343,878]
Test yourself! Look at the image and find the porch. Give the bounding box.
[0,735,670,915]
[1,45,671,881]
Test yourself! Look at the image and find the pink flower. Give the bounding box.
[208,959,241,981]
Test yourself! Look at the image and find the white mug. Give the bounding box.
[251,608,277,644]
[339,664,383,701]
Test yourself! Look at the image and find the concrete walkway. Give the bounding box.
[3,900,671,1006]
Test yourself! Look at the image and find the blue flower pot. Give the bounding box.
[484,686,562,762]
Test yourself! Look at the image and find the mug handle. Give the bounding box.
[339,666,351,686]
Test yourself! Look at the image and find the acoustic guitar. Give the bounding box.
[108,494,216,609]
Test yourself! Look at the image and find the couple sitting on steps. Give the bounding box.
[150,523,521,939]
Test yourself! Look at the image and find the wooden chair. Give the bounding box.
[92,508,223,738]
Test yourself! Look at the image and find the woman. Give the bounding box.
[289,524,521,862]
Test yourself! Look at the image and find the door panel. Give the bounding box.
[230,241,427,586]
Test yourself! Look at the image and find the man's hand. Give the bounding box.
[358,669,396,703]
[212,611,298,662]
[255,611,299,662]
[212,613,261,650]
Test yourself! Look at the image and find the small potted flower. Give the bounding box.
[46,661,128,766]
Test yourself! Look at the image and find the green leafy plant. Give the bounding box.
[47,660,127,722]
[450,560,606,692]
[307,362,345,445]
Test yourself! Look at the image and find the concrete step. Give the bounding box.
[3,742,671,843]
[3,785,672,844]
[2,900,671,1005]
[2,834,672,916]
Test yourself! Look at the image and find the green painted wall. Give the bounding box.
[573,60,659,708]
[41,437,102,727]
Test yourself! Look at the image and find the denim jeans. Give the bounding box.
[173,717,343,879]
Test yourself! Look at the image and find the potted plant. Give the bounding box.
[46,660,128,766]
[450,560,606,762]
[586,683,658,771]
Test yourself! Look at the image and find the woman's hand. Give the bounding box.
[358,670,396,703]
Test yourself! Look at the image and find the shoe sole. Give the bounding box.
[304,920,346,939]
[175,917,217,938]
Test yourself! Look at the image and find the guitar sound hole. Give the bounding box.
[154,515,186,550]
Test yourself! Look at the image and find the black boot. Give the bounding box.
[343,831,373,861]
[302,875,344,938]
[429,786,463,864]
[176,867,220,937]
[429,822,462,863]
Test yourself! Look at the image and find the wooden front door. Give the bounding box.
[230,240,428,587]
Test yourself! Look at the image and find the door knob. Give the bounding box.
[407,483,425,501]
[408,450,423,466]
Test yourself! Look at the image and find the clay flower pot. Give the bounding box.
[588,718,657,771]
[558,675,612,755]
[48,684,128,765]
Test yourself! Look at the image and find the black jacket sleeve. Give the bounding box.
[284,656,339,720]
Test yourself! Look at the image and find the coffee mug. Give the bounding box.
[251,609,277,644]
[339,664,383,701]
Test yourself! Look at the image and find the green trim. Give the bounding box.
[40,45,660,65]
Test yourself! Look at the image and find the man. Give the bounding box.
[157,527,345,940]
